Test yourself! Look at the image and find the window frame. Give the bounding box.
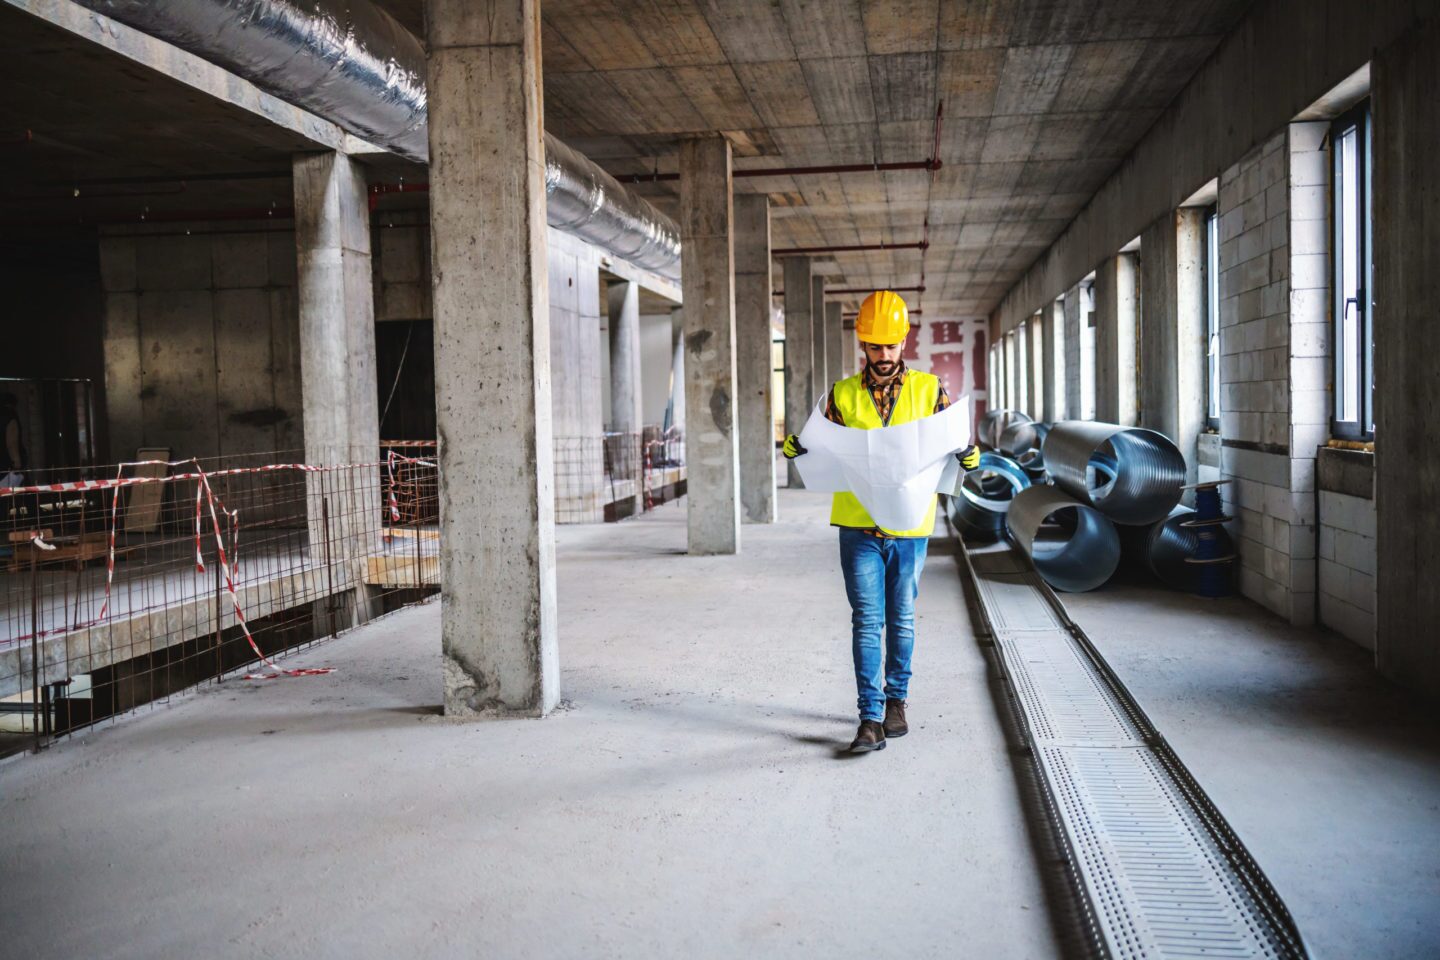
[1204,205,1221,431]
[1330,100,1374,441]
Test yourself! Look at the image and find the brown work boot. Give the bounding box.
[883,698,909,738]
[849,719,887,753]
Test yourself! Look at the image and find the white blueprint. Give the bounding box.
[794,396,971,530]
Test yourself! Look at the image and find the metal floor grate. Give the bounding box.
[959,536,1309,959]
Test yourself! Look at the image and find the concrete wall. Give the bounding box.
[372,213,431,323]
[639,314,676,427]
[1373,15,1440,694]
[99,224,303,462]
[980,1,1438,693]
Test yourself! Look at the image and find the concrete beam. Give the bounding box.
[8,0,360,154]
[426,0,558,718]
[734,194,776,524]
[782,256,815,489]
[678,136,741,555]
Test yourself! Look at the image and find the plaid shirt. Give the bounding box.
[825,362,950,537]
[824,362,950,428]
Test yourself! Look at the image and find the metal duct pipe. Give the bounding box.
[978,409,1032,450]
[1041,421,1186,525]
[76,0,683,277]
[1007,485,1120,593]
[946,452,1031,542]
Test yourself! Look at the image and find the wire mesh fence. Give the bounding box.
[0,428,684,754]
[0,445,438,752]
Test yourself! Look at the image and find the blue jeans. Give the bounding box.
[838,529,929,722]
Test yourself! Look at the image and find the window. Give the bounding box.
[1205,206,1221,429]
[1331,101,1373,439]
[1081,282,1096,420]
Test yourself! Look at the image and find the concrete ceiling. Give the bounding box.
[1,0,1257,319]
[384,0,1255,317]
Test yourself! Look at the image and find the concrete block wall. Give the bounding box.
[1318,488,1377,650]
[100,224,303,462]
[1216,126,1331,626]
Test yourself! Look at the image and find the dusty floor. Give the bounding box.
[0,492,1060,960]
[4,491,1436,959]
[1058,573,1440,960]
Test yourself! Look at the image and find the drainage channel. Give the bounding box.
[957,536,1311,960]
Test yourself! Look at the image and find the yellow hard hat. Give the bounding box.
[856,290,909,345]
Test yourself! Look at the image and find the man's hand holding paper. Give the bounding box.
[794,396,971,531]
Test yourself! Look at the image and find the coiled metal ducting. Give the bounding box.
[1041,421,1185,525]
[1007,485,1120,592]
[76,0,683,277]
[999,421,1050,480]
[978,409,1032,450]
[1143,507,1235,593]
[946,452,1030,542]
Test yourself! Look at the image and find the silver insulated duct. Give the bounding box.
[76,0,683,277]
[1041,421,1186,526]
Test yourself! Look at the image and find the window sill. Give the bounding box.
[1317,445,1373,499]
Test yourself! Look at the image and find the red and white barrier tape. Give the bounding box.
[12,455,436,678]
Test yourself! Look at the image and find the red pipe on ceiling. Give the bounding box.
[615,158,941,185]
[773,240,927,257]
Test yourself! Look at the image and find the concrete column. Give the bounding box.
[733,194,775,524]
[811,275,828,390]
[1041,304,1058,422]
[1374,17,1440,696]
[292,149,379,628]
[1063,285,1083,419]
[426,0,558,718]
[1028,313,1045,422]
[781,256,814,488]
[678,136,740,555]
[1095,253,1139,425]
[1140,209,1206,483]
[841,319,857,377]
[608,279,644,516]
[825,301,844,393]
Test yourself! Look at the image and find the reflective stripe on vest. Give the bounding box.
[828,370,941,537]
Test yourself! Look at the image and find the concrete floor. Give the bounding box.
[0,491,1060,960]
[1060,572,1440,960]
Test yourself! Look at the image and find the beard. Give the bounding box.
[869,359,899,377]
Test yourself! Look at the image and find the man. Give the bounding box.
[783,291,979,754]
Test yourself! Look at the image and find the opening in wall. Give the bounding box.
[1331,99,1373,440]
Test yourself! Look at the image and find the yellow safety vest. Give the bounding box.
[829,370,942,538]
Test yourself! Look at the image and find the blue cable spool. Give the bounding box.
[1182,480,1234,597]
